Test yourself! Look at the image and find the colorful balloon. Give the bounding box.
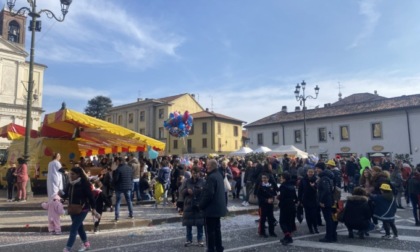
[163,111,194,138]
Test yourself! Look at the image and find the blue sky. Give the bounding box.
[9,0,420,124]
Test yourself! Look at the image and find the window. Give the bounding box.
[189,125,194,135]
[158,109,164,119]
[140,111,145,121]
[233,126,239,137]
[371,122,382,139]
[139,128,145,135]
[272,132,279,145]
[107,117,111,122]
[202,122,207,134]
[235,140,238,150]
[158,127,164,139]
[128,113,133,123]
[340,125,350,141]
[294,130,302,143]
[257,133,263,145]
[8,21,20,43]
[202,138,208,148]
[173,140,178,149]
[218,123,221,134]
[118,115,122,125]
[318,127,327,142]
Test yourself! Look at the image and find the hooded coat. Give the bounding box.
[343,195,372,230]
[182,177,205,226]
[278,181,297,229]
[317,169,334,208]
[370,192,397,221]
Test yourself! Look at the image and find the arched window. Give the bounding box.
[8,20,20,43]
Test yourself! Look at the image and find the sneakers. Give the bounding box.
[184,241,193,247]
[197,241,205,247]
[78,241,91,251]
[382,235,392,239]
[241,201,249,206]
[7,199,12,202]
[63,248,71,252]
[20,200,27,202]
[393,235,398,239]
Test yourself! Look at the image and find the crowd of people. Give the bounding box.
[4,151,420,251]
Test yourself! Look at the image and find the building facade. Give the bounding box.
[167,109,244,156]
[0,8,45,156]
[245,93,420,164]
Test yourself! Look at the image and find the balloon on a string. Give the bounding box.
[163,111,193,138]
[147,146,158,160]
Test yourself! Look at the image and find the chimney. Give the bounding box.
[374,90,378,95]
[295,106,301,112]
[281,106,287,112]
[137,98,143,102]
[191,94,196,99]
[206,108,209,112]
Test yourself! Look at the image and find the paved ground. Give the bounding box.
[0,188,259,233]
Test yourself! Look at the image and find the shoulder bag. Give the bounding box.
[67,184,84,215]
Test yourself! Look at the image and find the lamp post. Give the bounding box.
[294,80,320,152]
[7,0,72,162]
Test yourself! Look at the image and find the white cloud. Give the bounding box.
[348,0,381,49]
[32,0,184,67]
[43,84,110,100]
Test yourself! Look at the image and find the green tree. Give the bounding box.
[85,96,113,120]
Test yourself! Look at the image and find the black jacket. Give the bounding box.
[182,177,205,226]
[256,182,277,208]
[113,164,134,191]
[298,175,318,208]
[343,195,372,230]
[317,170,334,207]
[199,169,227,218]
[64,179,96,212]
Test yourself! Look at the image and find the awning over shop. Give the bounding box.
[39,108,165,156]
[0,123,38,140]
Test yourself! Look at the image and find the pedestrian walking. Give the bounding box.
[92,180,112,233]
[407,165,420,226]
[199,159,228,252]
[47,153,63,198]
[298,167,319,234]
[63,167,98,252]
[156,159,171,206]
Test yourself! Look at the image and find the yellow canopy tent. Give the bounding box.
[40,108,165,156]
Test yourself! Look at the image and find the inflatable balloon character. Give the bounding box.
[163,111,193,138]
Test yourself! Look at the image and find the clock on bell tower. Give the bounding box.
[0,7,27,47]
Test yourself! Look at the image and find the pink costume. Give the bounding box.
[41,194,65,233]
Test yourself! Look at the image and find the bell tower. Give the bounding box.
[0,6,27,47]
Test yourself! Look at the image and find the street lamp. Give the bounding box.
[7,0,73,161]
[294,80,320,152]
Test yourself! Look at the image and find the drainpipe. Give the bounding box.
[281,124,285,145]
[405,110,412,154]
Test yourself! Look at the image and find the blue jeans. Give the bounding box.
[186,225,203,242]
[115,189,133,220]
[66,210,89,249]
[132,181,141,202]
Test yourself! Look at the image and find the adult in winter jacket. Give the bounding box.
[218,160,233,205]
[315,162,336,243]
[390,164,405,209]
[113,157,134,221]
[199,159,227,252]
[407,165,420,226]
[278,172,297,245]
[298,168,319,234]
[63,167,98,252]
[343,187,373,239]
[128,154,141,203]
[182,166,206,247]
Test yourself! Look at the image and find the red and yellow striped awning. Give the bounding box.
[0,123,38,140]
[39,108,165,156]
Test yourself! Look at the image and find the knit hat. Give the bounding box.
[379,183,392,191]
[315,162,326,170]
